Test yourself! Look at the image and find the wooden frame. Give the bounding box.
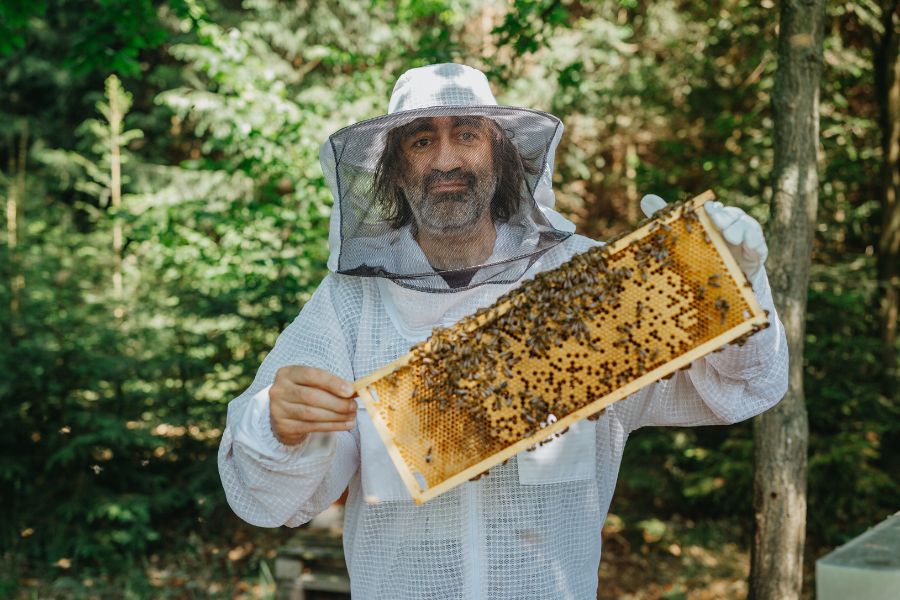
[353,190,767,504]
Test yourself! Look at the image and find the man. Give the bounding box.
[371,112,559,288]
[219,64,788,599]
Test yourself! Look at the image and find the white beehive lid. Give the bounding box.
[816,512,900,600]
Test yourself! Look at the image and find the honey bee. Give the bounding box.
[715,298,730,324]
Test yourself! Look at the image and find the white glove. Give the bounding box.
[640,194,768,279]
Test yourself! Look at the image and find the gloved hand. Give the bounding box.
[640,194,768,279]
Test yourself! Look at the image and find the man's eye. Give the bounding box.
[411,138,430,149]
[459,131,477,142]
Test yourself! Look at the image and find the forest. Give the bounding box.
[1,0,897,598]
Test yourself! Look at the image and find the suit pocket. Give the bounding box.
[516,419,597,485]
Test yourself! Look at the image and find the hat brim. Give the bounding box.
[326,105,563,174]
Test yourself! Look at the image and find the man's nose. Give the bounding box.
[431,139,465,172]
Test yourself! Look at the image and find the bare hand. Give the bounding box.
[269,366,358,445]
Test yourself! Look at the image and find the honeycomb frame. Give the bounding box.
[353,190,768,504]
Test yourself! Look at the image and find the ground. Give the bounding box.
[5,511,821,599]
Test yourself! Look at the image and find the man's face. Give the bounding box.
[398,116,496,236]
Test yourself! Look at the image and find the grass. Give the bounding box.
[597,515,751,599]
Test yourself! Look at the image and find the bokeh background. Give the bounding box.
[1,0,896,598]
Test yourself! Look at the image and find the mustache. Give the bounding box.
[424,169,477,192]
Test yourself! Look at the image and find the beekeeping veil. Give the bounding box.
[320,63,574,293]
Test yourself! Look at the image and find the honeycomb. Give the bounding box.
[354,190,769,504]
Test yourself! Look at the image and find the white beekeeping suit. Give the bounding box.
[218,64,789,600]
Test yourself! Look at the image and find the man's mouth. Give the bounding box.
[426,170,476,195]
[429,180,470,193]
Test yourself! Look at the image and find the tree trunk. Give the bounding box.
[108,81,125,322]
[625,142,638,224]
[6,121,27,333]
[875,0,899,396]
[749,1,825,599]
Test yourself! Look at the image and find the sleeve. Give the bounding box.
[217,276,361,527]
[612,266,789,434]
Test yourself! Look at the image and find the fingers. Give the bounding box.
[270,387,357,445]
[275,406,356,432]
[722,219,746,246]
[706,202,763,245]
[278,365,355,398]
[296,384,358,415]
[640,194,667,218]
[705,202,743,233]
[274,419,356,446]
[270,380,357,416]
[704,201,768,277]
[743,222,768,260]
[270,365,360,444]
[279,393,357,422]
[725,216,765,254]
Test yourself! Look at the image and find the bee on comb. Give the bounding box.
[354,190,769,504]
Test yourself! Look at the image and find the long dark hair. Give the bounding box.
[372,116,537,229]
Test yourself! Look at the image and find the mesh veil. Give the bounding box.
[321,106,571,292]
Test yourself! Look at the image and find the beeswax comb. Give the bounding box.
[353,190,768,504]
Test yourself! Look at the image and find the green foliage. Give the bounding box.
[493,0,570,57]
[0,0,896,589]
[804,260,899,544]
[0,0,47,56]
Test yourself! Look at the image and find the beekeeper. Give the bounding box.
[218,63,788,599]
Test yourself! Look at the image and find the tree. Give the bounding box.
[750,1,826,598]
[99,75,140,321]
[874,0,899,395]
[3,120,27,330]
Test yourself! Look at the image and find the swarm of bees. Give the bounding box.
[361,194,769,500]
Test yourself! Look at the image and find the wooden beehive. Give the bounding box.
[353,190,768,504]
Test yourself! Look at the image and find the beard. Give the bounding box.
[406,169,497,235]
